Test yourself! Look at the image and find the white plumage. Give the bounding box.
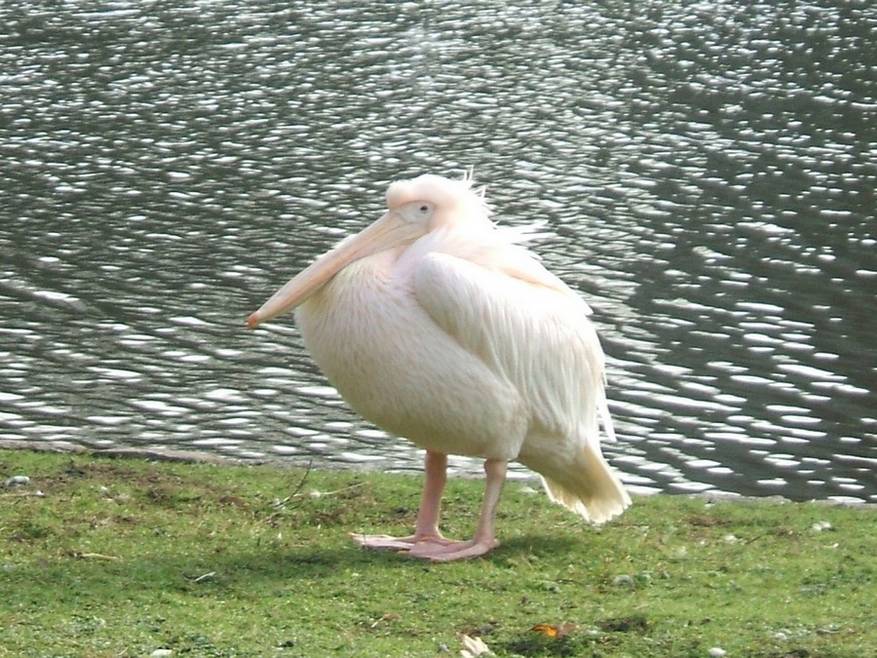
[247,173,630,561]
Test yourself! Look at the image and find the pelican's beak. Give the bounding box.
[246,211,416,328]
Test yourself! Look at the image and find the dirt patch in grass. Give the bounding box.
[598,614,649,633]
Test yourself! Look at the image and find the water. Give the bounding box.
[1,1,875,502]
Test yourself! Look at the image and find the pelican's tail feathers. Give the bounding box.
[533,444,631,525]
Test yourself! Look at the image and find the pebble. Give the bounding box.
[708,648,727,657]
[150,650,173,658]
[4,475,31,487]
[811,521,833,532]
[611,574,635,588]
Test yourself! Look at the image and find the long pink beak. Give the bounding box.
[246,211,417,328]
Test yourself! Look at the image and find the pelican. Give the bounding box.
[246,173,630,561]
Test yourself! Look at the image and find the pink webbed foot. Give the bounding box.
[351,455,507,563]
[350,532,458,553]
[350,533,417,551]
[413,537,500,562]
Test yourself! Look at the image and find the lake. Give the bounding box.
[1,0,874,502]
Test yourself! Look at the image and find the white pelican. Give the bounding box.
[246,173,631,561]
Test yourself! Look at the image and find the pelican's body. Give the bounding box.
[298,255,523,461]
[247,174,630,561]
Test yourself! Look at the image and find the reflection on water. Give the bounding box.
[0,1,874,502]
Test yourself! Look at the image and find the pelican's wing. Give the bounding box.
[481,243,593,315]
[413,249,613,445]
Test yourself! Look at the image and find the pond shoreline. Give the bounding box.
[2,439,870,509]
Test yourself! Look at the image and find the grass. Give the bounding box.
[0,449,875,657]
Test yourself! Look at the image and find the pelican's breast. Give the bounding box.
[294,251,525,459]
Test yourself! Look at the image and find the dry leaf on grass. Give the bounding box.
[530,622,577,638]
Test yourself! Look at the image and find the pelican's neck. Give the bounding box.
[295,245,409,349]
[304,245,405,309]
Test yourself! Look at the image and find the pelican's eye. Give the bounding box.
[400,201,434,222]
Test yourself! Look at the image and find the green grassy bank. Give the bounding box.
[1,449,874,657]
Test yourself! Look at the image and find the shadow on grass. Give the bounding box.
[9,531,582,607]
[213,531,579,576]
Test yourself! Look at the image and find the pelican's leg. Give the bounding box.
[410,458,507,562]
[352,451,455,551]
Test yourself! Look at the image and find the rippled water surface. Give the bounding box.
[1,1,875,502]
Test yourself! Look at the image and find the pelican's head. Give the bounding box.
[386,173,490,229]
[246,173,489,327]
